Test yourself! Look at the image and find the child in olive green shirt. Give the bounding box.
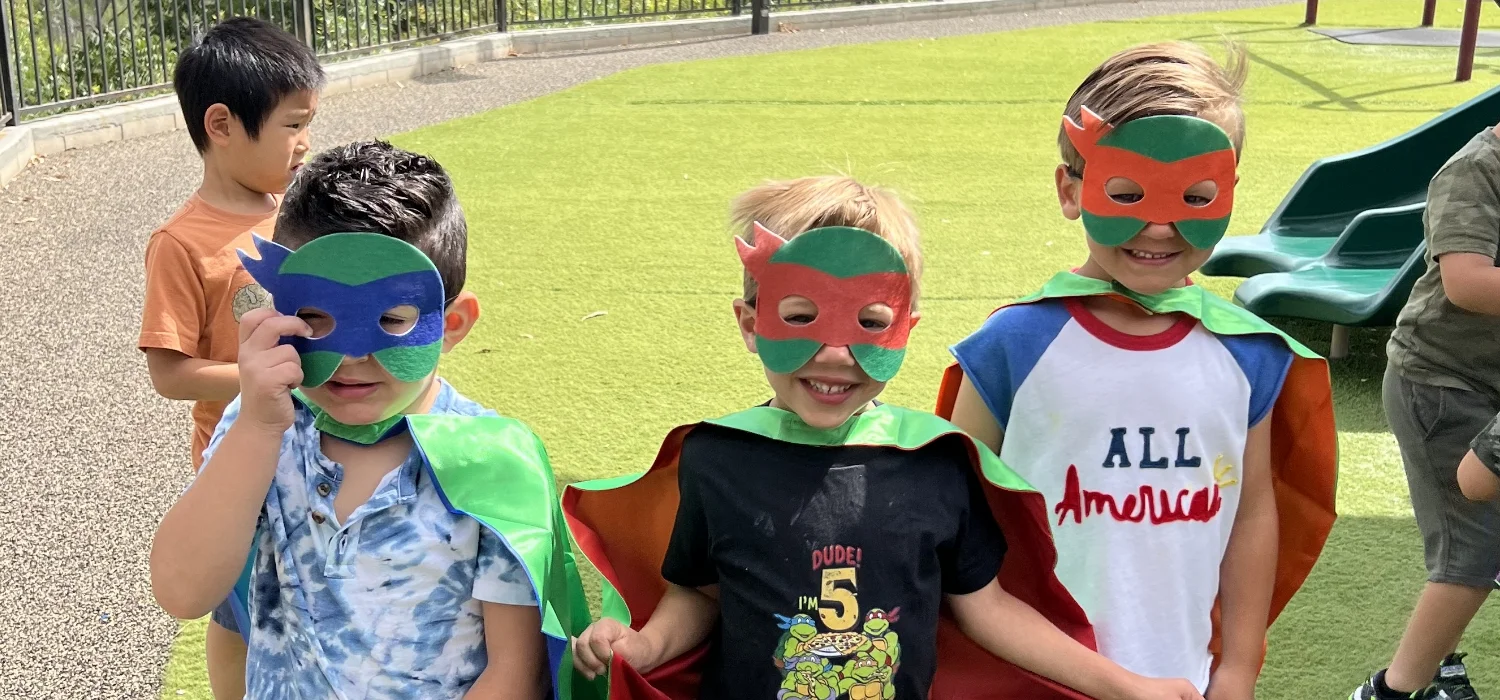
[1355,126,1500,700]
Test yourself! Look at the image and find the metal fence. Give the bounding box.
[0,0,894,123]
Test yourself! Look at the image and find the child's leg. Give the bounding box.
[1386,583,1489,691]
[206,601,247,700]
[1382,364,1500,693]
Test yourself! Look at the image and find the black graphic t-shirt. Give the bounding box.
[662,422,1007,700]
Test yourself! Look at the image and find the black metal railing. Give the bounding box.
[508,0,732,28]
[0,0,911,123]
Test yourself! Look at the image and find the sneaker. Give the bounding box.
[1428,653,1481,700]
[1349,672,1423,700]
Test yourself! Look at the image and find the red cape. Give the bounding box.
[564,410,1100,699]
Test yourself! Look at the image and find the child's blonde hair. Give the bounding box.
[730,175,924,309]
[1059,41,1248,174]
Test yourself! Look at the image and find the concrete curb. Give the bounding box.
[0,0,1135,187]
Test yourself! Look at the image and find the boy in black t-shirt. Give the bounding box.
[566,176,1203,700]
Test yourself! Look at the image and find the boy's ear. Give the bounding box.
[441,291,481,352]
[733,298,758,354]
[1055,164,1082,221]
[204,103,236,149]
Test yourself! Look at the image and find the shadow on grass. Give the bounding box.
[1263,515,1500,698]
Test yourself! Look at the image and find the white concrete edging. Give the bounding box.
[0,0,1135,187]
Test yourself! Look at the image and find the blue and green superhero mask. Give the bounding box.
[737,223,915,382]
[1063,107,1238,249]
[238,233,446,444]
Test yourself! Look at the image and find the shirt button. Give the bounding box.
[339,535,348,550]
[317,482,332,497]
[311,511,326,524]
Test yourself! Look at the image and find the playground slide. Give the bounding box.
[1201,83,1500,278]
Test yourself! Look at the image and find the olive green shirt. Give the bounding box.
[1387,128,1500,400]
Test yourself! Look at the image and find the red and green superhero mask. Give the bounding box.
[1063,106,1237,249]
[737,223,915,383]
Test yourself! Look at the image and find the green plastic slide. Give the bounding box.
[1233,241,1427,328]
[1202,84,1500,278]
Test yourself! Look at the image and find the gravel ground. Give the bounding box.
[0,1,1287,696]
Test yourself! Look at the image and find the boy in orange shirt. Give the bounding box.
[136,16,322,700]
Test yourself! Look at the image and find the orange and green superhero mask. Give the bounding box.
[737,223,914,382]
[1064,107,1237,249]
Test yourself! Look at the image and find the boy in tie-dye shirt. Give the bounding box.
[150,142,550,699]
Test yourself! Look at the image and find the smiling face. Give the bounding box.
[294,304,439,427]
[1057,109,1236,295]
[1061,169,1215,295]
[238,233,480,437]
[862,610,891,637]
[734,225,919,429]
[737,298,898,430]
[788,615,819,641]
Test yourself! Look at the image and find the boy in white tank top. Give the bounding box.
[938,42,1339,698]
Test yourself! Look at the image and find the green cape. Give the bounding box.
[227,413,600,700]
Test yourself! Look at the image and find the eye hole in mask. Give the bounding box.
[296,307,336,340]
[380,304,421,337]
[859,303,894,332]
[778,296,819,326]
[1101,178,1222,209]
[1184,180,1219,208]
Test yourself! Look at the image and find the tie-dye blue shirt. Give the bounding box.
[202,380,538,699]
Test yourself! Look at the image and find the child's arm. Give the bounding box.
[149,308,309,619]
[573,583,719,679]
[948,373,1004,452]
[949,581,1203,700]
[1459,450,1500,501]
[1459,412,1500,501]
[465,602,547,700]
[1425,153,1500,315]
[139,233,240,401]
[144,348,240,401]
[1439,253,1500,316]
[1208,415,1278,700]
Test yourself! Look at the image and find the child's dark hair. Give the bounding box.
[173,17,323,153]
[275,141,468,298]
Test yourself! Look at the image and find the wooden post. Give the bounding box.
[1457,0,1482,82]
[1330,325,1350,361]
[1422,0,1438,26]
[1304,0,1318,25]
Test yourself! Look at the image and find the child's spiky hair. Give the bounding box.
[1060,41,1249,175]
[730,175,924,310]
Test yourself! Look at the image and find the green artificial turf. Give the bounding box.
[162,1,1500,697]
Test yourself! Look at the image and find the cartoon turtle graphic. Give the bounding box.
[860,608,901,669]
[774,614,821,665]
[837,653,894,700]
[780,655,839,700]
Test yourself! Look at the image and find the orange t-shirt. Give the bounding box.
[138,194,277,470]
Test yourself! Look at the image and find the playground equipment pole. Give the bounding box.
[1304,0,1318,25]
[1423,0,1438,26]
[1457,0,1482,81]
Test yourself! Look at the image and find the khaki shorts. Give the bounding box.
[1385,363,1500,589]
